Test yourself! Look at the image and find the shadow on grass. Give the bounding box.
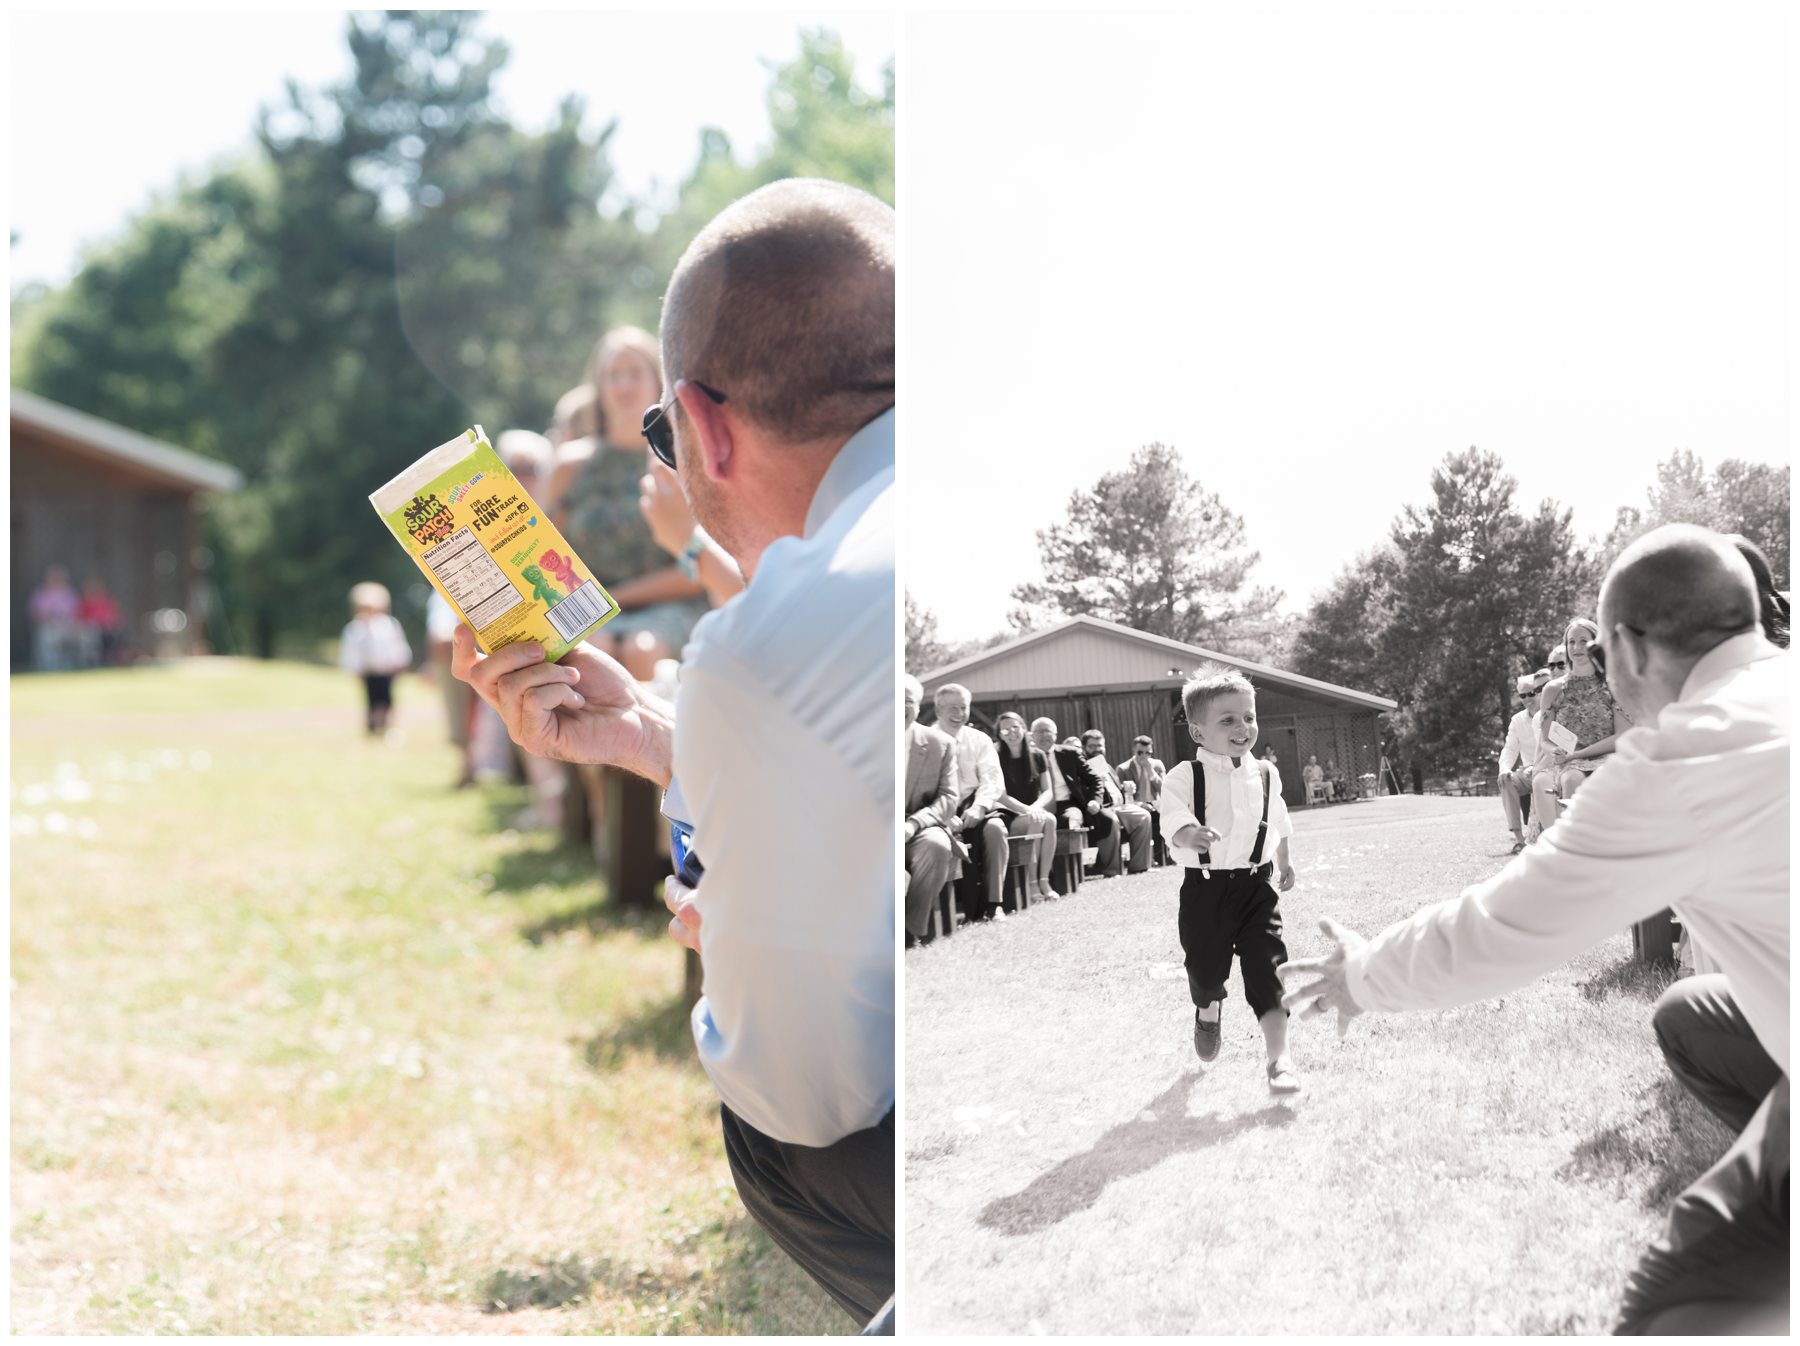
[582,992,696,1071]
[469,834,666,946]
[1577,958,1679,1005]
[479,1254,680,1313]
[976,1074,1296,1236]
[1556,1073,1734,1211]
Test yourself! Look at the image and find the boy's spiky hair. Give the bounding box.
[1181,664,1256,722]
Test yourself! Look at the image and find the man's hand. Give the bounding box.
[1086,799,1100,815]
[662,874,701,954]
[450,625,674,785]
[1278,917,1368,1037]
[1277,863,1296,892]
[964,804,987,827]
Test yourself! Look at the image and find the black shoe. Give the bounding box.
[1193,1006,1221,1062]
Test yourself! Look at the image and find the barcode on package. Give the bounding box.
[545,582,609,643]
[420,527,525,632]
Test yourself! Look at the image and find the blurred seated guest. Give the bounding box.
[934,683,1009,921]
[1727,534,1790,649]
[1324,758,1346,801]
[1533,617,1632,831]
[1028,716,1112,853]
[1118,733,1168,864]
[640,458,746,608]
[1302,754,1328,804]
[425,589,476,788]
[1260,744,1278,766]
[1498,669,1548,852]
[1525,643,1565,840]
[339,582,412,736]
[904,675,960,941]
[547,326,708,682]
[76,576,122,668]
[1083,729,1153,875]
[29,564,81,672]
[993,711,1058,902]
[547,381,600,450]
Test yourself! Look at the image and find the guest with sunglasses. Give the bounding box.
[1531,620,1632,833]
[455,179,895,1332]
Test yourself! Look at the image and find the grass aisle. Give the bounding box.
[904,795,1733,1335]
[10,659,846,1335]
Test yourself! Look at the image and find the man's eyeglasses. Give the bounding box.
[1588,625,1651,678]
[642,380,727,470]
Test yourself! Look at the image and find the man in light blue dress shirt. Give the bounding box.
[456,179,894,1331]
[1281,525,1787,1334]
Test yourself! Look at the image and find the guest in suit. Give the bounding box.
[1082,729,1154,875]
[1027,717,1112,845]
[1117,734,1168,864]
[1282,523,1789,1334]
[1497,668,1549,852]
[933,683,1009,921]
[904,675,960,941]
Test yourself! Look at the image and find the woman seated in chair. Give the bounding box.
[1531,617,1632,834]
[993,711,1058,903]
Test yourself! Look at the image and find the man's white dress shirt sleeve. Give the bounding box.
[1498,712,1523,774]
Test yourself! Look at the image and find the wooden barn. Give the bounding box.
[919,615,1395,806]
[11,388,243,668]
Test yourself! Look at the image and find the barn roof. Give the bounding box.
[11,388,243,493]
[920,614,1395,711]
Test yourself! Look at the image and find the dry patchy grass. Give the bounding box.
[10,660,848,1335]
[903,795,1733,1335]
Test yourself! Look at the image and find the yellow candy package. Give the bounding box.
[371,425,620,661]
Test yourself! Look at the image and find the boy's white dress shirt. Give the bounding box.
[1345,634,1789,1072]
[1158,746,1294,870]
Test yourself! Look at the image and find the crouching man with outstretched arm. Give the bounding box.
[1280,523,1787,1336]
[455,178,896,1333]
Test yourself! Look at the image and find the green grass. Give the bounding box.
[10,659,848,1335]
[904,794,1735,1335]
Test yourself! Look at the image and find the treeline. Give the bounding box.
[907,444,1787,781]
[11,12,893,657]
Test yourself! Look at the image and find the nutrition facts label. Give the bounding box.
[419,527,525,632]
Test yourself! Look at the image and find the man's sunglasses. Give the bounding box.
[642,381,727,470]
[1547,660,1567,670]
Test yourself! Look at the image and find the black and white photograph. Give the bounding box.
[902,5,1789,1335]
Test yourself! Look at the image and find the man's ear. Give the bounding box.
[675,379,733,483]
[1616,623,1653,680]
[1187,721,1203,744]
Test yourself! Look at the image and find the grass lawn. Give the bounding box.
[903,794,1735,1335]
[10,658,848,1335]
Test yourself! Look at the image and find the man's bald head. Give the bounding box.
[661,178,894,447]
[1600,524,1760,659]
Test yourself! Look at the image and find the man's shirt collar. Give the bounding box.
[803,407,894,539]
[1679,630,1782,703]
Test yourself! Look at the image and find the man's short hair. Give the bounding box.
[661,179,894,446]
[934,682,971,705]
[1603,524,1761,659]
[1029,717,1056,734]
[1181,665,1256,723]
[1082,728,1104,742]
[1514,673,1540,697]
[903,673,923,700]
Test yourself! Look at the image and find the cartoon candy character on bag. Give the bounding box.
[520,565,563,606]
[539,548,579,593]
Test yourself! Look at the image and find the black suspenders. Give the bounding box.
[1195,758,1274,871]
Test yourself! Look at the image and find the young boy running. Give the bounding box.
[1158,667,1301,1094]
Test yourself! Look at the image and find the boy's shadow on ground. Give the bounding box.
[976,1074,1296,1237]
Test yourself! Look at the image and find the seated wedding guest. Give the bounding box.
[1302,754,1328,804]
[1117,734,1167,864]
[934,683,1009,921]
[1028,717,1111,853]
[993,711,1058,902]
[1324,758,1346,801]
[1524,643,1565,840]
[1532,617,1632,831]
[1727,534,1789,648]
[1497,669,1549,852]
[905,675,960,941]
[29,564,81,672]
[639,458,746,608]
[1082,729,1153,875]
[76,576,123,668]
[1282,523,1788,1335]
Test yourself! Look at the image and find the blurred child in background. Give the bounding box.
[339,582,412,736]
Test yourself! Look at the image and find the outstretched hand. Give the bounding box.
[1277,917,1368,1038]
[450,625,675,786]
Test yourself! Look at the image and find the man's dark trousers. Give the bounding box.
[719,1103,894,1328]
[1615,975,1787,1332]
